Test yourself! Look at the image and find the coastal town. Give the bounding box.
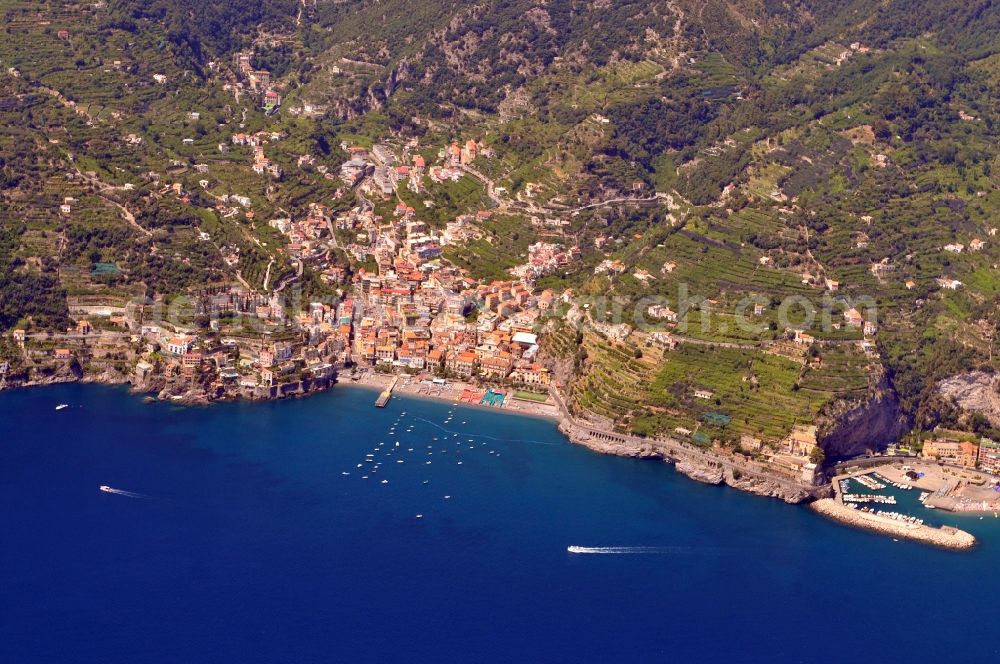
[1,132,560,398]
[10,3,1000,661]
[0,105,841,507]
[2,21,1000,552]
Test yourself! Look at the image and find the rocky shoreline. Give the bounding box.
[23,366,980,550]
[556,418,824,504]
[7,366,823,506]
[811,498,976,550]
[1,365,337,407]
[6,368,984,548]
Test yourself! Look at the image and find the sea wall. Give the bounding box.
[810,498,976,550]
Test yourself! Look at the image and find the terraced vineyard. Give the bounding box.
[552,319,874,444]
[3,0,1000,452]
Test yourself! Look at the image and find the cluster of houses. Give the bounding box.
[914,429,1000,475]
[9,284,347,399]
[339,144,433,196]
[594,258,627,275]
[341,201,557,386]
[229,131,285,178]
[510,242,580,280]
[269,203,332,262]
[667,423,823,485]
[867,234,987,290]
[233,52,281,113]
[228,131,556,388]
[350,269,553,387]
[442,213,486,246]
[133,287,344,397]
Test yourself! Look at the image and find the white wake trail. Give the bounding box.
[99,486,151,499]
[567,545,695,555]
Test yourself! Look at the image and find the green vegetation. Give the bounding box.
[3,0,1000,447]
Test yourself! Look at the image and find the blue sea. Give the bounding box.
[1,384,997,663]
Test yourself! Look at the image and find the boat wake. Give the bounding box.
[99,485,151,499]
[567,545,698,555]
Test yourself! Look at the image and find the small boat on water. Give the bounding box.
[55,404,69,410]
[99,485,113,493]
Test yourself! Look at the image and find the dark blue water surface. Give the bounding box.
[1,384,997,663]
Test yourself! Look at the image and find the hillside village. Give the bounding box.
[15,8,1000,652]
[3,0,1000,490]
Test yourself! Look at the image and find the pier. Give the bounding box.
[375,376,398,408]
[820,469,977,549]
[811,498,975,550]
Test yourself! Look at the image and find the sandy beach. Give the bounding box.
[340,371,560,420]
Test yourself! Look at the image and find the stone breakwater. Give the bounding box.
[811,499,976,550]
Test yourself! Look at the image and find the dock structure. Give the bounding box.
[811,498,975,550]
[375,376,398,408]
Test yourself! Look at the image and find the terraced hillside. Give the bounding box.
[3,0,1000,451]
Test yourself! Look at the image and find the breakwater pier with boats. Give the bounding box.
[822,466,976,549]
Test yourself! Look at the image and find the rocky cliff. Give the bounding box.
[816,370,909,458]
[725,469,822,504]
[1,360,84,390]
[675,461,724,485]
[674,460,819,503]
[938,371,1000,427]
